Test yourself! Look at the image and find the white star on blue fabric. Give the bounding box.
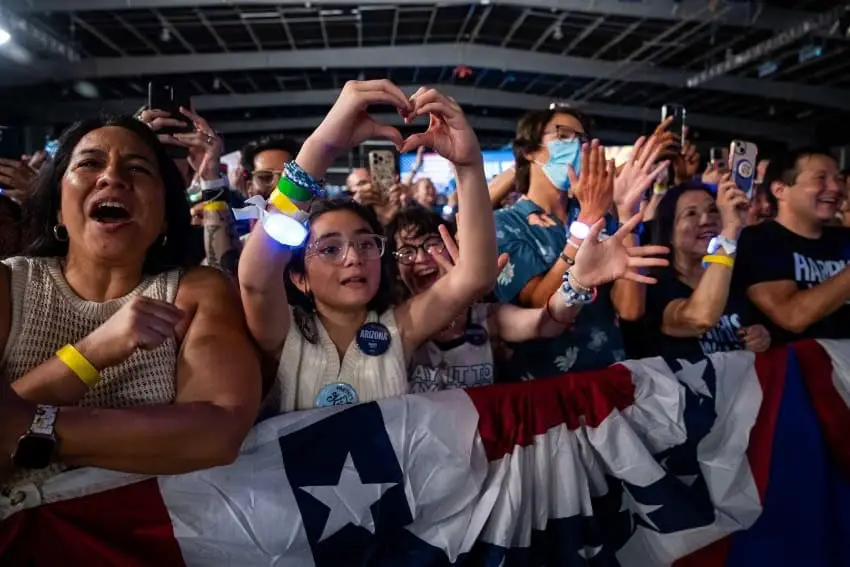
[577,545,603,559]
[300,452,396,542]
[621,486,663,532]
[676,359,712,399]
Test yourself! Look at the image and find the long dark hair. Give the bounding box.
[285,197,397,314]
[21,115,200,274]
[651,182,716,279]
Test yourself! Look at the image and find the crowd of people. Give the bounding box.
[0,78,849,500]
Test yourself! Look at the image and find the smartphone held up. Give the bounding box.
[368,150,396,198]
[147,81,193,159]
[729,140,758,199]
[661,103,686,153]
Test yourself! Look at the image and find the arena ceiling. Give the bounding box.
[1,1,848,153]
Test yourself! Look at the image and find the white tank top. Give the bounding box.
[408,303,495,393]
[269,306,407,412]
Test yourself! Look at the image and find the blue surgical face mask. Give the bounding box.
[537,138,582,192]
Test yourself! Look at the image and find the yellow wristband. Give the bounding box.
[702,254,735,269]
[203,201,229,212]
[56,344,101,388]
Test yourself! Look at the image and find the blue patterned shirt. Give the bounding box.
[493,198,625,379]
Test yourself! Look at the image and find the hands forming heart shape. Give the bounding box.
[311,80,482,168]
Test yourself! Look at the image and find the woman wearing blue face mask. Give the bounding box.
[492,108,664,379]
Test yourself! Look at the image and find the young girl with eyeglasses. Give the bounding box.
[238,81,499,412]
[387,204,669,392]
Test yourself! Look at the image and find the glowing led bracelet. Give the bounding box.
[232,177,313,247]
[259,177,310,246]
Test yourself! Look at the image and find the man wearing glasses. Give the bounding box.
[240,135,301,199]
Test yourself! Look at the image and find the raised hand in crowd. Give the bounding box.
[567,140,615,222]
[400,88,481,167]
[240,79,416,356]
[716,173,749,240]
[652,115,677,149]
[0,157,36,203]
[614,134,670,219]
[137,108,188,145]
[353,178,404,226]
[571,214,669,288]
[701,162,725,186]
[229,162,247,196]
[171,107,224,182]
[24,150,49,173]
[674,139,701,184]
[240,81,496,412]
[298,79,411,178]
[430,223,510,285]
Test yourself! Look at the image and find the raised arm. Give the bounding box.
[238,220,293,360]
[662,179,747,337]
[197,200,242,279]
[518,141,611,309]
[610,133,670,320]
[240,79,411,359]
[395,88,497,353]
[3,268,262,475]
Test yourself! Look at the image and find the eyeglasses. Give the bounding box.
[393,236,446,265]
[542,125,589,144]
[305,233,387,265]
[251,170,283,187]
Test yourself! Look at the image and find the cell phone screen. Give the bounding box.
[147,81,192,135]
[661,104,686,152]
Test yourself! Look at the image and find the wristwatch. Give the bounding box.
[12,405,59,469]
[707,234,737,256]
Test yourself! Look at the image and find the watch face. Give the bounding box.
[12,434,56,469]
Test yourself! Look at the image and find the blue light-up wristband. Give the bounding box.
[262,176,314,246]
[232,179,311,247]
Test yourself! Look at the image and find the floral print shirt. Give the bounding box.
[493,198,625,380]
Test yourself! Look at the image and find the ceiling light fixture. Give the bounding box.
[0,28,10,46]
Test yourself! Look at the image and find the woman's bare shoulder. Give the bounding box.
[174,267,242,338]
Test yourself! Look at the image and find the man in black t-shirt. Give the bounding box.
[736,148,850,344]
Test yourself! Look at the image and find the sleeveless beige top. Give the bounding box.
[1,256,181,490]
[267,307,408,413]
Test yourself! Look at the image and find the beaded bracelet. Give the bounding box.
[283,161,326,198]
[559,270,597,307]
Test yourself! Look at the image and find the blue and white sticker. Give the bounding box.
[356,322,391,356]
[315,382,358,408]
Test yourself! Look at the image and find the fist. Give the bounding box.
[81,296,184,369]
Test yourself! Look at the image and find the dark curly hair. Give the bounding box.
[384,203,455,243]
[21,115,201,273]
[240,136,301,175]
[284,197,397,314]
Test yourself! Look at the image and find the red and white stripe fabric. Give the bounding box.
[1,340,848,566]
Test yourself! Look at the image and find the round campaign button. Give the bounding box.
[465,324,489,347]
[315,382,359,408]
[736,159,753,179]
[356,322,391,356]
